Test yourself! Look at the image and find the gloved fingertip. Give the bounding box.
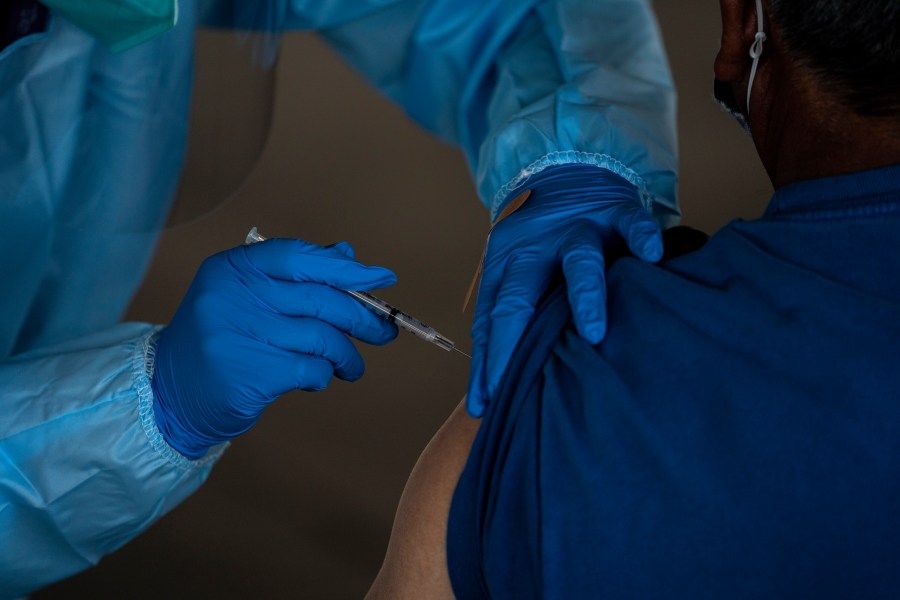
[465,360,487,418]
[370,323,400,346]
[373,267,398,285]
[297,359,334,392]
[646,237,664,263]
[483,357,509,405]
[301,378,330,392]
[328,241,356,259]
[465,392,485,418]
[333,351,366,382]
[635,231,664,263]
[582,319,607,345]
[356,268,397,290]
[341,367,365,383]
[387,324,400,341]
[569,283,607,344]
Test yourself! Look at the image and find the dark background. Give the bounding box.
[37,3,771,598]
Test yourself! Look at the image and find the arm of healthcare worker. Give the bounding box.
[0,238,397,597]
[206,0,679,416]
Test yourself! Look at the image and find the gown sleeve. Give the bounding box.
[264,0,679,223]
[0,5,220,595]
[0,324,224,597]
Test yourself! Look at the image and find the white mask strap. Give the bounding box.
[746,0,767,118]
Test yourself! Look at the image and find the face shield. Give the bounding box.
[26,1,280,239]
[164,24,277,228]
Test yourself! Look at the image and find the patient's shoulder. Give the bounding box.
[366,400,480,600]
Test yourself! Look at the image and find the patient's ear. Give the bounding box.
[715,0,764,83]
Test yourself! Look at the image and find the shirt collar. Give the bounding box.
[765,163,900,219]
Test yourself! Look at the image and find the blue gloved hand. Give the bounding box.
[467,164,664,417]
[151,238,399,459]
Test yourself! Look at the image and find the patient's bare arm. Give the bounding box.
[366,399,480,600]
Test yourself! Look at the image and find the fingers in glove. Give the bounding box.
[291,355,336,392]
[559,224,608,344]
[244,280,399,346]
[465,250,508,418]
[326,241,356,259]
[484,252,552,400]
[248,314,367,383]
[609,202,663,263]
[238,238,397,290]
[466,332,488,418]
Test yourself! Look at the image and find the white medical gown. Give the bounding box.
[0,0,677,595]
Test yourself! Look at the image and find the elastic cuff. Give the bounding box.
[489,151,654,221]
[134,328,227,469]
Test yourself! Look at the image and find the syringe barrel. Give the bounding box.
[348,291,455,351]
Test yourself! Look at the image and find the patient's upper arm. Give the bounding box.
[366,399,480,600]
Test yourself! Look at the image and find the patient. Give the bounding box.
[367,0,900,597]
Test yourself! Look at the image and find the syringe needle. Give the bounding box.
[453,347,472,359]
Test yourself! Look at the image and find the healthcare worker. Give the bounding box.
[0,0,677,595]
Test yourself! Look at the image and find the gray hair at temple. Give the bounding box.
[767,0,900,116]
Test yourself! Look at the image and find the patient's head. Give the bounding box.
[713,0,900,187]
[768,0,900,117]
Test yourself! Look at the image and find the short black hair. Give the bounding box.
[767,0,900,116]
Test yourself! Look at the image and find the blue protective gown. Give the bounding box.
[448,165,900,599]
[0,0,677,594]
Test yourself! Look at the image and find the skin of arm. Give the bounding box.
[366,399,481,600]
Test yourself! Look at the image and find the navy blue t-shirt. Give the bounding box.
[448,165,900,599]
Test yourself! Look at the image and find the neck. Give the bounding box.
[751,64,900,188]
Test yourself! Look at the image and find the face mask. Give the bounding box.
[713,0,767,133]
[714,77,752,133]
[41,0,178,52]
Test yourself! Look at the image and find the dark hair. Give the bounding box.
[767,0,900,116]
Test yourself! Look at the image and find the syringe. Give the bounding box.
[245,228,471,358]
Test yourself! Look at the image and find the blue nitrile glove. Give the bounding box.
[151,238,399,459]
[467,164,664,417]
